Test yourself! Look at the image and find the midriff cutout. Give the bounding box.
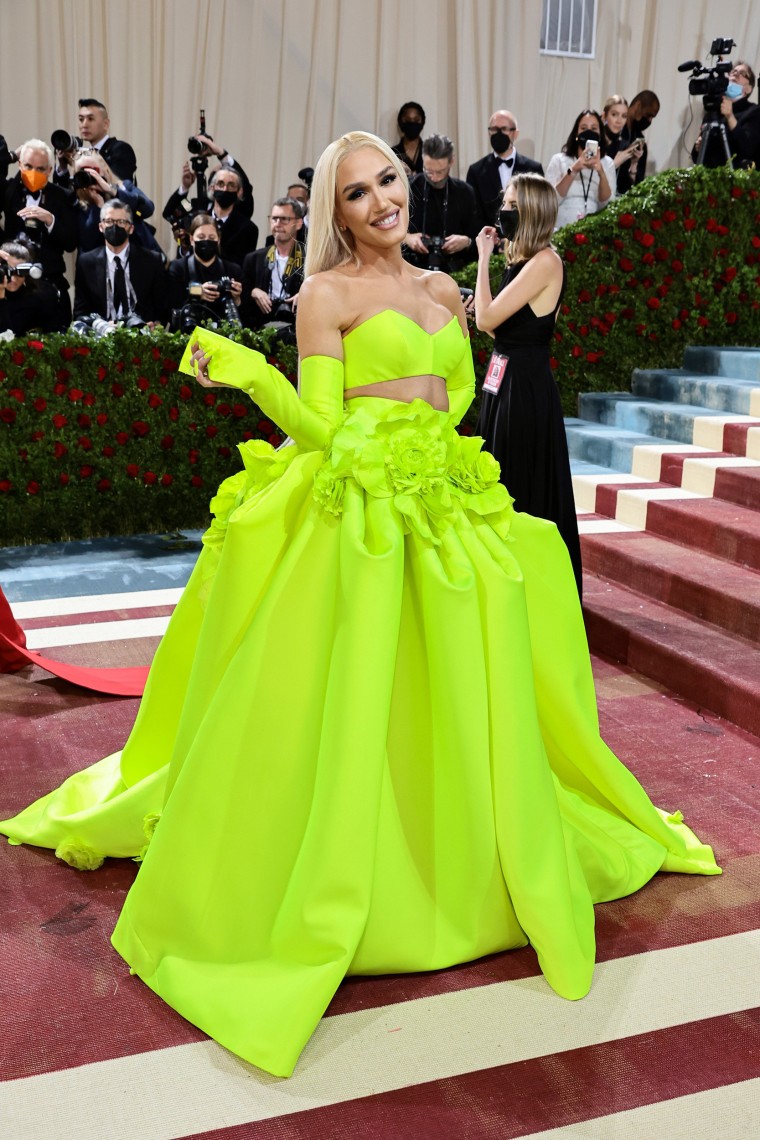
[344,374,449,411]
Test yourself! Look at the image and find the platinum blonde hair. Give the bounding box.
[304,131,409,278]
[19,139,54,168]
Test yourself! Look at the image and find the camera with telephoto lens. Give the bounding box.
[679,37,735,112]
[51,129,84,154]
[70,312,148,338]
[72,168,99,190]
[421,233,447,271]
[0,260,43,282]
[188,276,241,326]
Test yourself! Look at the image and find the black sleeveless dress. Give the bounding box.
[476,260,582,596]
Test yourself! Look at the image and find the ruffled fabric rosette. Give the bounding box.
[313,399,513,543]
[203,440,298,550]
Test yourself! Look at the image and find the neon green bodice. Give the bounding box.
[341,311,468,387]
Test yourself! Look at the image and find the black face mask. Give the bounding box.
[498,209,520,241]
[576,129,601,148]
[194,239,219,261]
[633,115,653,132]
[213,189,237,209]
[400,120,423,140]
[103,224,129,247]
[491,130,512,155]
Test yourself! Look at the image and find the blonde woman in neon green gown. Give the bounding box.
[0,132,719,1078]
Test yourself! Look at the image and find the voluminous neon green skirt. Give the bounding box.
[0,398,720,1077]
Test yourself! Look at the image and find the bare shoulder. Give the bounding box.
[520,246,563,285]
[422,270,464,315]
[296,271,350,359]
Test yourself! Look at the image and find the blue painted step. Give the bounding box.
[683,346,760,382]
[564,418,683,473]
[577,393,730,444]
[631,370,759,415]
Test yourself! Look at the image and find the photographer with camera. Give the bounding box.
[546,109,616,229]
[167,214,242,331]
[0,239,67,335]
[71,150,161,254]
[613,91,660,194]
[54,98,137,186]
[240,197,304,336]
[73,201,167,326]
[0,139,77,325]
[683,41,757,168]
[405,135,477,273]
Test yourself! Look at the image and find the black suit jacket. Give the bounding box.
[407,174,478,271]
[74,242,167,322]
[99,138,137,182]
[0,176,78,280]
[728,105,760,168]
[466,151,545,229]
[240,244,304,328]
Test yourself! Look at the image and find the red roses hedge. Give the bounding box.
[456,165,760,414]
[0,327,295,545]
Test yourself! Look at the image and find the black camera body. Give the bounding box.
[680,37,735,112]
[188,276,240,327]
[0,261,43,282]
[421,233,447,271]
[72,168,98,191]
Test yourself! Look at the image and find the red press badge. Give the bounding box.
[483,352,508,394]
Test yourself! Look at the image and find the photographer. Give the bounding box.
[0,239,67,335]
[546,109,616,229]
[167,214,242,329]
[405,135,478,272]
[73,201,167,325]
[241,197,304,333]
[692,62,756,167]
[0,139,77,325]
[71,150,161,254]
[53,98,137,185]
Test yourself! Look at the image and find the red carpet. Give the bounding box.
[1,603,758,1138]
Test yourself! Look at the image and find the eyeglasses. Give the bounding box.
[730,68,750,80]
[104,220,132,229]
[489,125,517,133]
[269,215,298,223]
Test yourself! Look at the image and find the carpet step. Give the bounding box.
[565,419,686,472]
[576,394,760,458]
[631,369,760,416]
[580,530,760,643]
[683,345,760,382]
[583,574,760,738]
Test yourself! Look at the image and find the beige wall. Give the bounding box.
[4,0,759,253]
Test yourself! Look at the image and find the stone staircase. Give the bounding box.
[567,346,760,737]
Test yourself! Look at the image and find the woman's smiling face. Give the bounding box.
[335,147,408,249]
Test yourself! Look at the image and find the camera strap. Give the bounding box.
[421,178,449,241]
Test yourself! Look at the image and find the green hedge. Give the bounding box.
[2,166,759,545]
[455,164,760,413]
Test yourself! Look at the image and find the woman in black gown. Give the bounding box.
[474,173,582,596]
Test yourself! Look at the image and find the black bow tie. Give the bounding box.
[27,190,41,201]
[497,156,514,168]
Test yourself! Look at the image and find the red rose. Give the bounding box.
[654,247,669,262]
[24,366,37,380]
[722,266,737,283]
[160,434,174,450]
[639,233,655,247]
[126,464,139,478]
[159,375,168,387]
[143,471,157,485]
[565,250,577,263]
[233,403,247,418]
[684,218,697,231]
[59,473,70,486]
[97,478,111,492]
[56,368,70,381]
[78,436,92,450]
[27,339,44,352]
[96,412,108,425]
[619,258,634,272]
[179,384,193,401]
[216,402,232,417]
[11,350,24,365]
[162,358,178,372]
[137,377,149,391]
[190,475,203,487]
[242,429,254,441]
[0,479,12,492]
[114,360,125,373]
[586,352,603,363]
[77,346,91,357]
[662,210,677,223]
[82,393,95,406]
[752,236,760,249]
[9,388,25,402]
[620,307,635,319]
[102,445,114,458]
[60,346,75,361]
[618,213,635,229]
[68,388,84,402]
[577,289,592,303]
[34,397,47,412]
[188,448,200,465]
[672,318,682,330]
[716,224,729,236]
[671,260,684,272]
[697,316,709,327]
[571,345,583,358]
[97,366,108,382]
[112,382,125,397]
[706,218,718,232]
[189,421,197,431]
[77,413,91,427]
[161,473,173,487]
[646,297,661,310]
[206,424,218,438]
[680,309,690,319]
[169,406,179,421]
[132,421,150,437]
[151,346,161,360]
[53,442,68,459]
[612,239,624,251]
[1,407,16,424]
[52,413,67,428]
[26,481,40,495]
[650,219,662,231]
[79,465,93,477]
[147,393,163,408]
[642,252,655,266]
[203,391,217,406]
[573,232,587,245]
[218,446,231,458]
[30,430,44,442]
[595,284,607,297]
[725,311,738,324]
[115,431,129,445]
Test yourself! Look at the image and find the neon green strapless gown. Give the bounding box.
[0,313,719,1078]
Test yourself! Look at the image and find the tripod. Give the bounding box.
[695,103,734,168]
